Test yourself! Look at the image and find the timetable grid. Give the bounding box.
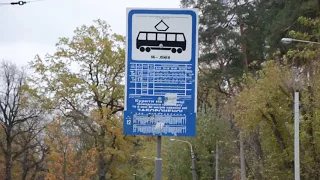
[129,63,193,96]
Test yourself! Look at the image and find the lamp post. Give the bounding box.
[133,173,141,180]
[130,155,137,180]
[281,38,320,45]
[170,139,197,180]
[143,156,155,160]
[280,37,320,180]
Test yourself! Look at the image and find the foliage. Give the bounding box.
[29,19,140,179]
[235,60,295,179]
[4,0,320,179]
[0,60,46,180]
[44,117,97,180]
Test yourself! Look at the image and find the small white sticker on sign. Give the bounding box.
[164,93,177,106]
[155,121,165,131]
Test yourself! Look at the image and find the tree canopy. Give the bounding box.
[2,1,320,179]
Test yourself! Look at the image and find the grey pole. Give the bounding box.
[294,92,300,180]
[280,37,314,180]
[240,133,246,180]
[215,142,219,180]
[170,139,196,180]
[155,136,162,180]
[191,148,197,180]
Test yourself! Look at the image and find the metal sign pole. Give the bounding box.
[155,136,162,180]
[294,91,300,180]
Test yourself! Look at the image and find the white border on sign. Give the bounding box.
[124,8,129,111]
[194,8,198,114]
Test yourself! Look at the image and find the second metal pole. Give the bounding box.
[240,133,246,180]
[215,142,219,180]
[294,92,300,180]
[155,136,162,180]
[191,150,197,180]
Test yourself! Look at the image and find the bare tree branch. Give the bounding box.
[0,60,45,180]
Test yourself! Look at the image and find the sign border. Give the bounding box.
[124,8,199,136]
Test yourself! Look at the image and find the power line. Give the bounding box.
[0,0,45,6]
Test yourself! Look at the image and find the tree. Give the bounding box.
[30,19,139,179]
[44,116,97,180]
[17,119,48,180]
[234,60,298,179]
[0,60,44,180]
[280,12,320,179]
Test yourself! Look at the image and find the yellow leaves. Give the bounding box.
[285,16,320,66]
[45,120,99,180]
[54,48,70,58]
[106,147,118,155]
[113,34,125,43]
[298,16,314,27]
[56,37,70,46]
[286,49,296,58]
[29,55,46,74]
[288,30,310,41]
[28,19,137,179]
[29,19,125,113]
[113,128,122,136]
[235,60,292,131]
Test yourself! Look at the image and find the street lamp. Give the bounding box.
[143,156,155,160]
[133,173,139,180]
[280,37,320,180]
[170,138,197,180]
[281,38,320,45]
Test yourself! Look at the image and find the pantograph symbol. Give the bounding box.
[136,20,187,54]
[155,20,169,31]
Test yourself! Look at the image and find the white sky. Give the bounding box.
[0,0,182,68]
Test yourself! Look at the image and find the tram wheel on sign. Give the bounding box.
[177,48,183,53]
[140,47,145,52]
[146,47,151,52]
[171,48,177,53]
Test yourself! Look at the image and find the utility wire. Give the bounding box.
[0,0,45,6]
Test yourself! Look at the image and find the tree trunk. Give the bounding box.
[98,125,108,180]
[5,141,12,180]
[22,149,29,180]
[63,151,67,180]
[22,169,29,179]
[22,168,28,180]
[30,163,41,180]
[253,130,263,180]
[239,16,248,70]
[96,98,108,180]
[98,152,107,180]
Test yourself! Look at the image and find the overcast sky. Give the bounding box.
[0,0,181,68]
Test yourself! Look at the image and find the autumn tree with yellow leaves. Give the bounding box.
[30,19,142,180]
[44,116,97,180]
